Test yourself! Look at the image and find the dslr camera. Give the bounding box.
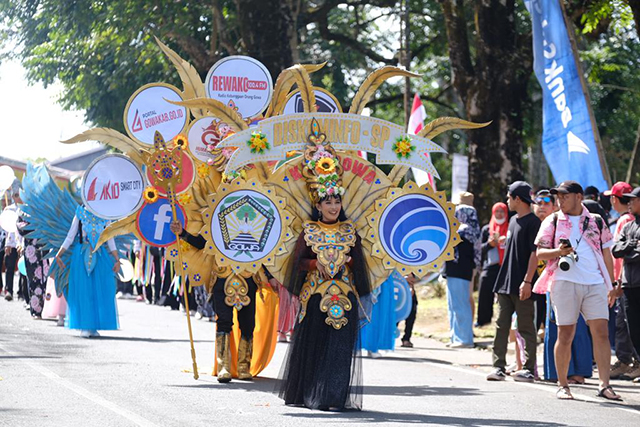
[558,238,578,271]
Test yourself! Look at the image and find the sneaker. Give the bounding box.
[89,330,100,338]
[513,369,535,383]
[506,363,521,375]
[80,330,92,338]
[4,293,13,301]
[487,368,507,381]
[610,360,631,379]
[368,351,382,359]
[401,340,413,348]
[633,377,640,384]
[56,316,65,327]
[621,362,640,380]
[195,312,203,320]
[116,291,124,299]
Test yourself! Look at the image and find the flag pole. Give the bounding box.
[558,0,611,187]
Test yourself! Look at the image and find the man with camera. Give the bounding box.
[612,186,640,384]
[534,181,621,401]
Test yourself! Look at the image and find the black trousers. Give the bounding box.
[401,293,418,342]
[615,295,638,364]
[212,276,257,339]
[2,248,18,295]
[623,287,640,361]
[151,248,163,303]
[477,264,499,326]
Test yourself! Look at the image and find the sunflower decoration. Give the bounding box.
[247,131,269,154]
[143,186,159,203]
[172,134,188,150]
[302,122,345,204]
[392,136,416,159]
[196,162,210,179]
[178,192,192,205]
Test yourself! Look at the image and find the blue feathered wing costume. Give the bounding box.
[21,163,129,330]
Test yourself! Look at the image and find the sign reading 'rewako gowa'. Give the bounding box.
[124,83,188,145]
[82,154,146,220]
[186,116,234,163]
[205,56,273,119]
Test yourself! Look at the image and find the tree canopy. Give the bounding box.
[2,0,640,220]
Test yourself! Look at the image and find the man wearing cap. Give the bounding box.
[606,182,640,380]
[487,181,540,383]
[612,186,640,385]
[535,181,621,400]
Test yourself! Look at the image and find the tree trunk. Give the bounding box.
[234,0,297,80]
[438,0,532,223]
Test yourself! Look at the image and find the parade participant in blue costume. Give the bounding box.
[18,163,124,339]
[54,205,120,337]
[360,272,398,357]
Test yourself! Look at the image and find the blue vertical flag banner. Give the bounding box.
[525,0,609,190]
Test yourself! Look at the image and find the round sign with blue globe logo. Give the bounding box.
[367,182,459,277]
[136,197,187,247]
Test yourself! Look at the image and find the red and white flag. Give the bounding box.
[407,93,435,190]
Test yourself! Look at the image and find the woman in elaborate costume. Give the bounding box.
[54,205,120,337]
[277,138,371,411]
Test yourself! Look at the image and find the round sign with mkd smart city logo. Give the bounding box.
[136,198,187,247]
[82,154,146,220]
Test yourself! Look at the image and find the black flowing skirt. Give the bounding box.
[277,292,363,410]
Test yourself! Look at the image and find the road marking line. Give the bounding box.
[0,343,158,427]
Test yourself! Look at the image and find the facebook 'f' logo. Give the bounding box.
[137,197,186,247]
[153,204,172,240]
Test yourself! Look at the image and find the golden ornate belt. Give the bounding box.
[298,270,354,330]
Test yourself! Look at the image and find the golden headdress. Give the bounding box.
[302,119,345,204]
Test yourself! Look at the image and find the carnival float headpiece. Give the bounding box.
[302,119,345,204]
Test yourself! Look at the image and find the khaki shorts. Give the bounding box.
[550,280,609,326]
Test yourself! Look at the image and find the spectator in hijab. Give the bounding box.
[477,203,508,327]
[444,199,480,348]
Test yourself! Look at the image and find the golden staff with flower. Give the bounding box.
[145,130,199,380]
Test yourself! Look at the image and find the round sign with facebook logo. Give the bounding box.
[82,154,146,220]
[136,198,187,247]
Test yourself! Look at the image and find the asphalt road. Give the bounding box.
[1,297,639,426]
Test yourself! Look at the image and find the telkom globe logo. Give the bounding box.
[136,197,186,247]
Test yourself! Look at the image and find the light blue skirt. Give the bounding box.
[66,245,119,331]
[360,275,396,352]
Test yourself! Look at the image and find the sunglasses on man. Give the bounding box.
[536,196,552,204]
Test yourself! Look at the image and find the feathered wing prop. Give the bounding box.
[265,63,326,118]
[349,66,420,115]
[20,164,78,296]
[60,128,147,165]
[154,36,207,118]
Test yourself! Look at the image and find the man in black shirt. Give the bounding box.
[487,181,541,382]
